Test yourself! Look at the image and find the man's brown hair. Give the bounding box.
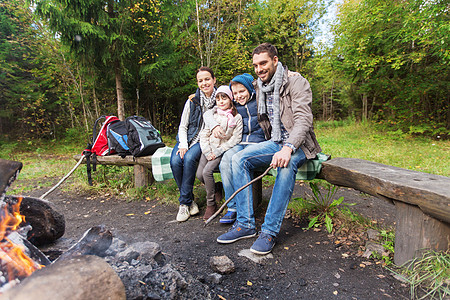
[252,43,278,59]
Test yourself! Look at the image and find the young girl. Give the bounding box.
[170,67,217,222]
[196,85,243,220]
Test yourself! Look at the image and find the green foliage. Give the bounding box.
[294,182,354,233]
[330,0,449,132]
[390,251,450,300]
[378,229,395,265]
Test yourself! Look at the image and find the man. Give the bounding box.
[217,43,322,255]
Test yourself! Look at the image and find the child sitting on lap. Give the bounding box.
[196,85,243,220]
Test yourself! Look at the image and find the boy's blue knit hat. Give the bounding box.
[230,73,255,95]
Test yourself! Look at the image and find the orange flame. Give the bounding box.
[0,197,43,281]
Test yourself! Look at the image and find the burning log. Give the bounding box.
[56,225,113,262]
[0,255,126,300]
[4,196,65,246]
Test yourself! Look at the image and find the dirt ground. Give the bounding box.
[19,175,411,300]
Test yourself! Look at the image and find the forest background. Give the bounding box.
[0,0,449,142]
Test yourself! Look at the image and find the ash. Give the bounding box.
[103,238,211,300]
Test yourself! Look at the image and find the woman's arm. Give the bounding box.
[177,100,191,149]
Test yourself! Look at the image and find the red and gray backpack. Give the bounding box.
[82,116,121,185]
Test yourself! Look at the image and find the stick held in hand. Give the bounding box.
[204,166,273,226]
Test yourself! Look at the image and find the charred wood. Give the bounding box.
[55,225,113,262]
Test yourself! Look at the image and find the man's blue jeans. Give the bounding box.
[170,142,202,205]
[232,141,306,236]
[219,144,247,211]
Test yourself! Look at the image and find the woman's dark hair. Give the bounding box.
[197,66,215,78]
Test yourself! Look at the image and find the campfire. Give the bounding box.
[0,158,211,299]
[0,197,44,292]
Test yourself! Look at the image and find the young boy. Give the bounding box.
[217,74,266,223]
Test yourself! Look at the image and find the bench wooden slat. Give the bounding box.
[74,154,152,168]
[319,157,450,224]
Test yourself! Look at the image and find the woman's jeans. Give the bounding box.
[232,141,306,236]
[170,142,202,205]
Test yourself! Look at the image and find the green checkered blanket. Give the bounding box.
[151,146,329,182]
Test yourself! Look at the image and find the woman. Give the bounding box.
[170,66,217,222]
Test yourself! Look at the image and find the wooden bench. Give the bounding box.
[317,157,450,265]
[74,154,155,188]
[74,154,449,265]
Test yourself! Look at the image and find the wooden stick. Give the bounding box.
[40,155,84,200]
[204,166,273,226]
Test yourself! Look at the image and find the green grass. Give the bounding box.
[315,121,450,176]
[390,250,450,299]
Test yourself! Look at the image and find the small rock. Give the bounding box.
[365,241,389,257]
[209,255,235,274]
[238,249,273,264]
[367,229,380,241]
[207,273,223,284]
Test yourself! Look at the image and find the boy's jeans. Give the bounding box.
[232,141,306,236]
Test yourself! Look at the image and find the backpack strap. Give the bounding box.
[83,143,93,186]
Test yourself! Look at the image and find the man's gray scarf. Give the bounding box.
[200,89,217,111]
[257,62,284,142]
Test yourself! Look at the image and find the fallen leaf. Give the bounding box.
[144,211,151,215]
[333,291,338,295]
[377,274,385,279]
[247,281,253,286]
[218,295,226,300]
[126,213,135,216]
[359,264,366,268]
[284,247,289,250]
[342,253,349,258]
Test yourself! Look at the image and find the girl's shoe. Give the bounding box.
[203,204,217,220]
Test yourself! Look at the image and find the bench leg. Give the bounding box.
[394,201,450,265]
[252,177,262,208]
[134,165,154,188]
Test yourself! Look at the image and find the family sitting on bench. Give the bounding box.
[170,42,322,255]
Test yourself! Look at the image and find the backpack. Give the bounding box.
[125,116,165,157]
[90,115,120,156]
[107,121,131,158]
[82,115,120,185]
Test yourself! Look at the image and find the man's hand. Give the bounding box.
[270,146,293,168]
[207,153,216,160]
[176,148,188,159]
[212,126,225,139]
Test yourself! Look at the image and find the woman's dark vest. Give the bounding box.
[186,95,203,145]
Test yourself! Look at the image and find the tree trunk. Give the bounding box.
[195,0,204,66]
[362,93,368,121]
[115,60,125,121]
